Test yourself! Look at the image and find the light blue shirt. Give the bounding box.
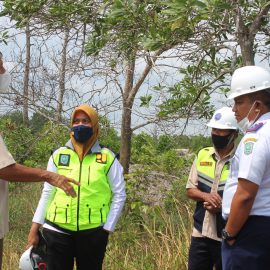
[222,112,270,219]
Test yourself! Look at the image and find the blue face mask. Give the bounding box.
[71,125,93,143]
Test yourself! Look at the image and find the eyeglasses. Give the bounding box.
[73,118,91,125]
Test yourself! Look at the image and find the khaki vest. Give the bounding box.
[46,147,115,231]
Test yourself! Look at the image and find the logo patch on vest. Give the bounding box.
[200,161,213,166]
[244,142,254,155]
[96,153,107,164]
[59,154,70,166]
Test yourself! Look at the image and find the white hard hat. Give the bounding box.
[227,65,270,100]
[207,107,238,130]
[19,246,47,270]
[19,231,47,270]
[19,247,33,270]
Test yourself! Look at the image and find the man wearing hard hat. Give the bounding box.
[222,66,270,269]
[186,107,238,270]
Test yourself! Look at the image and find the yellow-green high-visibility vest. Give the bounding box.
[193,147,230,234]
[196,147,229,194]
[46,147,115,232]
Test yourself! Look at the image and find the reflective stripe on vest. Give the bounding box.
[196,147,229,193]
[46,147,115,231]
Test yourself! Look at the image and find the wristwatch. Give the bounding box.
[222,229,237,241]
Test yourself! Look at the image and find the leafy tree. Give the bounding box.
[165,0,270,66]
[2,0,269,174]
[0,0,214,173]
[157,0,270,125]
[0,0,101,125]
[84,0,199,173]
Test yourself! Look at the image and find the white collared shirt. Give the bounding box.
[223,112,270,219]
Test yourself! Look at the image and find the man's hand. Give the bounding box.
[203,192,222,208]
[0,164,79,197]
[47,173,79,198]
[203,201,221,214]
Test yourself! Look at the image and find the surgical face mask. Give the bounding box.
[211,133,234,149]
[71,125,93,143]
[237,101,260,133]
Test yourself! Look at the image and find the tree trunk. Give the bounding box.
[120,102,132,174]
[234,2,270,66]
[57,29,69,122]
[235,13,255,66]
[119,49,165,173]
[119,58,135,174]
[238,36,254,66]
[23,24,30,126]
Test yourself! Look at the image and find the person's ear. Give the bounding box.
[254,100,262,112]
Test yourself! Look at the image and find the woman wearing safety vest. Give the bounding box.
[186,107,238,270]
[26,104,126,270]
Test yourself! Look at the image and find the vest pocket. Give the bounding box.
[47,197,71,224]
[100,204,110,223]
[87,166,91,185]
[80,204,110,225]
[58,167,73,178]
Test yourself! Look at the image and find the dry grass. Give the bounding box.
[3,182,42,270]
[3,184,193,270]
[104,200,193,270]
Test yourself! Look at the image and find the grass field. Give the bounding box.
[3,180,193,270]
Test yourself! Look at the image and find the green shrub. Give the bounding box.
[0,118,34,164]
[26,122,69,168]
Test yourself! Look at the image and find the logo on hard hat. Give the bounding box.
[214,113,222,121]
